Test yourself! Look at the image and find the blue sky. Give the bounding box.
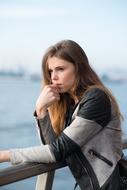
[0,0,127,74]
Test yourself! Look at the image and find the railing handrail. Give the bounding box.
[0,162,67,186]
[0,137,127,186]
[122,137,127,150]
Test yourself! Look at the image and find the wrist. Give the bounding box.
[36,107,48,118]
[0,150,10,162]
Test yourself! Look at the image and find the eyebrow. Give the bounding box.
[48,65,66,70]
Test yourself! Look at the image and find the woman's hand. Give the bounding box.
[0,150,10,163]
[35,85,60,118]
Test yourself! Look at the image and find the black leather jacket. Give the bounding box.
[36,88,122,189]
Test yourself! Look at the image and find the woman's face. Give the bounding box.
[47,56,76,93]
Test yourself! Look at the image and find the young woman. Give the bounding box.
[0,40,122,189]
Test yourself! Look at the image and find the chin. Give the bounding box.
[59,88,69,93]
[59,90,66,93]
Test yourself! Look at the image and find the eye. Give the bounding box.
[56,67,64,71]
[48,69,53,74]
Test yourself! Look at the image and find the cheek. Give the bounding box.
[62,71,76,84]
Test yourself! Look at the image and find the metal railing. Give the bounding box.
[0,137,127,188]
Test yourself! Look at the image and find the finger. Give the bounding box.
[49,84,60,91]
[49,92,60,100]
[50,91,60,100]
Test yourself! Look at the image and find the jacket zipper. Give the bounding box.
[88,149,113,167]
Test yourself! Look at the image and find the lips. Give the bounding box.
[53,84,62,88]
[54,83,62,86]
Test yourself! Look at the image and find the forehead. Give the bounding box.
[47,56,73,69]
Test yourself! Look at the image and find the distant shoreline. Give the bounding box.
[0,70,127,83]
[0,73,127,83]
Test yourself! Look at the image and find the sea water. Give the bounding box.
[0,78,127,190]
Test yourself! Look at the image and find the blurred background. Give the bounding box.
[0,0,127,189]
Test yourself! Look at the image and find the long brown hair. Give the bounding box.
[42,40,122,135]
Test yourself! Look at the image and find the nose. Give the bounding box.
[51,71,58,82]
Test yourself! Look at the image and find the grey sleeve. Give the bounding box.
[10,144,56,165]
[63,116,102,147]
[9,113,57,165]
